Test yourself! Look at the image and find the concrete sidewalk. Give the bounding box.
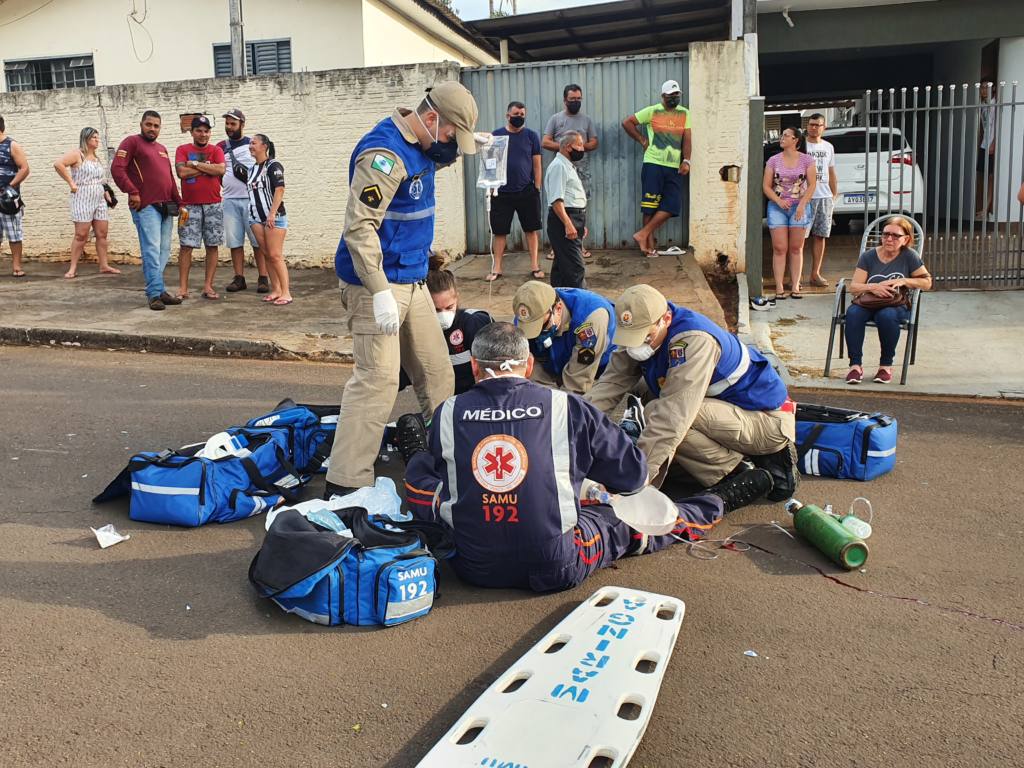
[745,286,1024,399]
[0,249,723,361]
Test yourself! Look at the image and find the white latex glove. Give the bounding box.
[372,289,400,336]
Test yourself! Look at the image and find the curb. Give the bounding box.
[0,325,353,364]
[736,277,794,386]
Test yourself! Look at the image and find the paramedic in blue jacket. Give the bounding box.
[324,82,480,499]
[512,280,615,395]
[402,322,769,592]
[586,284,798,501]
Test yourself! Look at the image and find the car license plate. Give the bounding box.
[845,193,876,204]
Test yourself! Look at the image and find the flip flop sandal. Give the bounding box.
[809,276,830,287]
[790,292,804,299]
[202,291,220,300]
[531,269,545,279]
[484,272,502,282]
[657,246,685,256]
[12,270,25,277]
[262,295,278,302]
[644,250,659,259]
[776,292,790,300]
[273,297,293,306]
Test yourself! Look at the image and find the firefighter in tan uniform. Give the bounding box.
[324,82,480,497]
[512,281,616,396]
[585,284,799,501]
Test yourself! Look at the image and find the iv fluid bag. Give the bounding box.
[476,134,509,190]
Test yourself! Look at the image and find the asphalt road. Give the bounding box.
[2,346,1022,767]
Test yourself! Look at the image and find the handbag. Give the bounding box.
[852,286,909,310]
[103,183,118,208]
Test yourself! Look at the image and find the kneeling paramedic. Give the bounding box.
[400,322,770,592]
[512,280,615,395]
[324,81,480,498]
[586,284,798,500]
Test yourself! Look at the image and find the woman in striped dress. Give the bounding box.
[246,134,292,305]
[53,127,119,279]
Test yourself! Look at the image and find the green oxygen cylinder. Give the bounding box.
[786,499,869,570]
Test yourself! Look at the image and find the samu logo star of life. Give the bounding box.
[471,434,529,493]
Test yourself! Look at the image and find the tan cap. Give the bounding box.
[426,81,480,155]
[612,284,669,347]
[512,280,557,339]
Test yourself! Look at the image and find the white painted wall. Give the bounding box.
[996,36,1024,222]
[0,63,468,265]
[0,0,492,90]
[361,0,475,67]
[689,40,753,271]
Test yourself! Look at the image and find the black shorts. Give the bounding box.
[640,162,683,217]
[977,147,994,174]
[489,186,542,235]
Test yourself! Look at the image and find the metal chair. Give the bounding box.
[824,215,925,385]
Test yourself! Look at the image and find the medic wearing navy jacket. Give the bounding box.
[586,284,798,501]
[400,322,767,592]
[512,281,616,395]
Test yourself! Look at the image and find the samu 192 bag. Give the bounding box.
[795,403,898,481]
[249,506,453,627]
[93,426,303,527]
[246,399,339,474]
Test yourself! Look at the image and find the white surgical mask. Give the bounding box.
[626,344,657,362]
[437,310,456,330]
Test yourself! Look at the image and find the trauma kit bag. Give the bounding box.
[246,399,340,474]
[249,505,454,627]
[795,403,898,481]
[93,426,303,527]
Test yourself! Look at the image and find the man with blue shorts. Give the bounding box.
[622,80,691,257]
[218,109,269,293]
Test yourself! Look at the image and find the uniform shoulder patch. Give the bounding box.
[359,184,383,209]
[574,321,597,349]
[576,347,596,366]
[370,153,396,176]
[668,340,688,367]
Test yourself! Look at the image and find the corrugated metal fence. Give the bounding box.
[460,52,689,254]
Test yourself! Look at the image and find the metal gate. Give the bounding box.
[460,52,689,254]
[863,83,1024,289]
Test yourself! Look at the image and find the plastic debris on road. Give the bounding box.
[91,524,130,549]
[743,650,759,658]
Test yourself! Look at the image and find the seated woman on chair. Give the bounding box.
[845,215,931,385]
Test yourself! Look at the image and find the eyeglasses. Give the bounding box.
[881,231,905,239]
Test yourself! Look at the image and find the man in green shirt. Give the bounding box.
[621,79,692,257]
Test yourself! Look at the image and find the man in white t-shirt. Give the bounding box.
[804,113,838,288]
[217,108,269,293]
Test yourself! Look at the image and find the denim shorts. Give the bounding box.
[224,198,259,248]
[767,200,811,229]
[250,213,288,230]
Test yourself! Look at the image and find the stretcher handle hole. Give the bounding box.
[593,591,619,607]
[587,752,617,767]
[543,634,571,654]
[656,603,677,620]
[617,699,643,721]
[454,719,488,745]
[635,655,658,674]
[500,672,531,693]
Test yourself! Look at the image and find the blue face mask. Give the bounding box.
[535,326,557,349]
[418,109,460,165]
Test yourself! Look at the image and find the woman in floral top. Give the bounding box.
[763,127,816,300]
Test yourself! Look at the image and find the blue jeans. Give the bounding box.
[131,205,173,299]
[845,304,909,366]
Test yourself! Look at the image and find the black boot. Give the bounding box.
[750,441,799,502]
[619,394,646,444]
[395,413,428,463]
[705,468,773,514]
[323,480,358,500]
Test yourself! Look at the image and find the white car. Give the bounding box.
[825,127,926,229]
[763,126,925,230]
